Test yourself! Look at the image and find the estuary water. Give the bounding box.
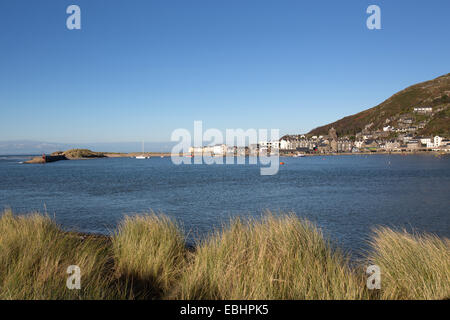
[0,154,449,254]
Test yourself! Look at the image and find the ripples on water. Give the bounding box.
[0,154,449,254]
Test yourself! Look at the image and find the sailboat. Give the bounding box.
[293,152,306,158]
[136,141,149,159]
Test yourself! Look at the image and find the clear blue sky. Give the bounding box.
[0,0,449,144]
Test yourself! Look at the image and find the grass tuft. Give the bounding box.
[368,227,450,300]
[112,213,186,299]
[175,214,367,299]
[0,209,125,300]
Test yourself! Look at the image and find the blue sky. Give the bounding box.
[0,0,449,145]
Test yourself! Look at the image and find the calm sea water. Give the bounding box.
[1,154,449,254]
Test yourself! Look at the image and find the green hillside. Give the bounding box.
[51,149,105,159]
[309,73,450,137]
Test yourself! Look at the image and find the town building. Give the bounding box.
[434,136,443,147]
[413,107,433,114]
[212,144,227,155]
[407,140,421,150]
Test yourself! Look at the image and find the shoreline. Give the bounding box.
[21,150,448,163]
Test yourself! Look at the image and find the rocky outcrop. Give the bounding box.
[24,155,68,164]
[24,149,105,164]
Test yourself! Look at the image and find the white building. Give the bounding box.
[188,144,228,155]
[434,136,443,147]
[258,141,269,150]
[203,146,214,154]
[420,137,432,145]
[271,140,280,149]
[189,146,204,154]
[259,140,280,152]
[212,144,227,155]
[226,146,236,154]
[280,139,293,150]
[413,107,433,113]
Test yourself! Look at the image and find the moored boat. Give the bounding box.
[293,153,306,158]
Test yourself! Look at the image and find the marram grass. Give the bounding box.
[112,214,186,299]
[0,209,448,300]
[0,209,127,300]
[174,214,367,299]
[368,227,450,300]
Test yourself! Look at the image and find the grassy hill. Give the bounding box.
[25,149,106,164]
[309,73,450,137]
[51,149,105,159]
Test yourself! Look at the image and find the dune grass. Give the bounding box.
[112,214,186,299]
[0,209,448,300]
[0,209,126,300]
[175,214,368,299]
[368,227,450,300]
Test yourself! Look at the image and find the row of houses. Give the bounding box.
[279,134,354,153]
[187,134,450,156]
[278,134,450,153]
[189,145,246,155]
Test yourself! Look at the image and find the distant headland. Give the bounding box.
[24,149,106,164]
[24,149,171,164]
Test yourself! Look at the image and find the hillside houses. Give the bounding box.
[186,128,449,156]
[279,133,354,154]
[279,135,317,151]
[278,128,449,154]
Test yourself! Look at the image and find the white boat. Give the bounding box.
[136,141,149,159]
[293,153,306,158]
